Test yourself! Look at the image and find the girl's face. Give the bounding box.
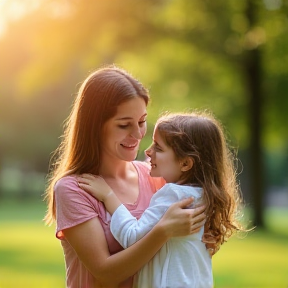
[101,97,147,162]
[145,126,183,183]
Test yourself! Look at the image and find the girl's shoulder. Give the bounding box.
[162,183,203,197]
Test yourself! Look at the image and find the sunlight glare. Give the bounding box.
[0,0,41,37]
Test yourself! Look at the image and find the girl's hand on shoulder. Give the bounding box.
[158,197,206,238]
[77,174,114,202]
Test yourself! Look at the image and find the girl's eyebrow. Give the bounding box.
[115,113,147,121]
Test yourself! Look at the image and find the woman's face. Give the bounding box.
[101,97,147,162]
[145,127,183,183]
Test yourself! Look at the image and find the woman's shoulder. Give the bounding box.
[54,175,90,202]
[54,175,79,193]
[54,175,102,219]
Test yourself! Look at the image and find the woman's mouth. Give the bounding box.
[120,143,138,149]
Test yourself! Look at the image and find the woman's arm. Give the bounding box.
[63,197,205,287]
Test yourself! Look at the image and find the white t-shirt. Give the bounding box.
[110,183,213,288]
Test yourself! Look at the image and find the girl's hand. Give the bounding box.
[77,174,114,202]
[158,197,206,238]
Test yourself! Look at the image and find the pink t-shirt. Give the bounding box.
[54,161,165,288]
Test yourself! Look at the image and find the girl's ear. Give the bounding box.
[180,157,193,172]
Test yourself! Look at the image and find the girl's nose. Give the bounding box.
[145,146,152,157]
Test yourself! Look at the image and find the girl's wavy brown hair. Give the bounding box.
[44,65,149,225]
[156,111,247,256]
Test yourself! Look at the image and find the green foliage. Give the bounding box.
[0,0,287,195]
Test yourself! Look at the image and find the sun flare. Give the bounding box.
[0,0,40,37]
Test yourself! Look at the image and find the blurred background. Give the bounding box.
[0,0,287,287]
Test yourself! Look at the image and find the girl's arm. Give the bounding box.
[110,185,189,248]
[63,197,205,287]
[77,174,122,214]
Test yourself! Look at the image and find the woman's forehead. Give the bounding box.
[114,97,147,119]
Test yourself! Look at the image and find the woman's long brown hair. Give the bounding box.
[44,66,149,225]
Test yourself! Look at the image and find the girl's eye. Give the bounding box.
[152,144,162,152]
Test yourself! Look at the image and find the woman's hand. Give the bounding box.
[77,174,114,202]
[158,197,206,238]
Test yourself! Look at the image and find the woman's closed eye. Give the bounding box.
[138,120,146,126]
[118,124,130,129]
[118,120,146,129]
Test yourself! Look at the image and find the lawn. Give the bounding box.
[0,200,287,288]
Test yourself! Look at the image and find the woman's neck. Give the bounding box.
[99,158,133,179]
[98,158,139,204]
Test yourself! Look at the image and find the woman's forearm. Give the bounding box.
[94,198,205,286]
[64,216,168,287]
[100,223,168,285]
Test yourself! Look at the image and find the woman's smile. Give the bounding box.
[120,142,139,150]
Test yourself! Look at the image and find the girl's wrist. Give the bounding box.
[103,192,122,215]
[102,190,116,203]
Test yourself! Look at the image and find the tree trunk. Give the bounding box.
[245,0,265,227]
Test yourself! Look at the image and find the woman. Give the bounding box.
[44,66,206,288]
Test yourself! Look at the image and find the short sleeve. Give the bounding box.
[54,175,99,239]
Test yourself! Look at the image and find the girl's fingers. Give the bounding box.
[76,176,91,185]
[81,173,96,180]
[77,182,91,192]
[79,174,104,182]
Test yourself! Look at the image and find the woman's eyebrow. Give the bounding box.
[115,117,133,121]
[115,113,147,121]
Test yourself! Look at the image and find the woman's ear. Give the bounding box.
[180,157,193,172]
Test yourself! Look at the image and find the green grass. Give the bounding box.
[0,200,65,288]
[0,200,287,288]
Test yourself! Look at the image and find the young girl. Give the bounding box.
[78,111,246,288]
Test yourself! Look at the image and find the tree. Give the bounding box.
[0,0,287,224]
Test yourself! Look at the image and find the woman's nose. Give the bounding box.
[131,126,143,140]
